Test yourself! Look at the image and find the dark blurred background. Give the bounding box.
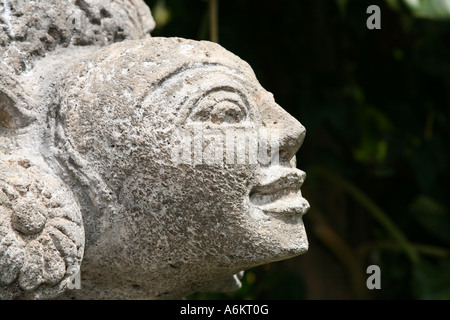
[145,0,450,300]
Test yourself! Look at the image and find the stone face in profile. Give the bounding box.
[0,1,309,300]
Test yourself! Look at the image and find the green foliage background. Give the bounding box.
[146,0,450,300]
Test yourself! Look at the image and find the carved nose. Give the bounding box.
[260,95,305,165]
[278,119,305,163]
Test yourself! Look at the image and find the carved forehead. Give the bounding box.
[64,37,258,93]
[58,37,262,122]
[103,37,255,73]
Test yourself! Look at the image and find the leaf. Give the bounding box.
[410,195,450,243]
[408,137,448,193]
[412,258,450,299]
[403,0,450,20]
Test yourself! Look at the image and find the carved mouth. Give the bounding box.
[250,167,309,215]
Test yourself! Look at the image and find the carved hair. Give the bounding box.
[0,0,154,75]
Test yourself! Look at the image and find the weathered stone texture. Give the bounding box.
[1,0,309,299]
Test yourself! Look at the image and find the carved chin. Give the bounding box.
[244,206,309,261]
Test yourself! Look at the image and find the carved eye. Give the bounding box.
[188,90,248,125]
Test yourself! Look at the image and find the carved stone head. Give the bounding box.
[0,0,309,299]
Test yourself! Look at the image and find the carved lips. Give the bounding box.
[250,167,310,215]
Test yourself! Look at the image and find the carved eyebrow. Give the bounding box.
[151,62,238,90]
[194,86,249,105]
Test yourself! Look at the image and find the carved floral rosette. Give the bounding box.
[0,158,84,299]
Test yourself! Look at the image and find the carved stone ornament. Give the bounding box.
[0,0,309,299]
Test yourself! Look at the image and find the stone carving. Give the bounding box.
[0,0,309,299]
